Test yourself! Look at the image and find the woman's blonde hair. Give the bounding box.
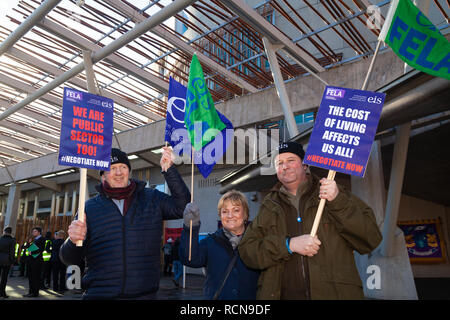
[217,190,249,222]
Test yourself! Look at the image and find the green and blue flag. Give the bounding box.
[184,54,227,150]
[165,75,233,178]
[379,0,450,80]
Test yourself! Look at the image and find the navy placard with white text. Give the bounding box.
[303,86,385,177]
[58,87,114,171]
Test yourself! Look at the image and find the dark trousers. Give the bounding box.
[0,265,11,296]
[19,258,27,276]
[163,255,172,275]
[42,261,51,287]
[52,260,66,292]
[28,259,43,295]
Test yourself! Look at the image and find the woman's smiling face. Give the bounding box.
[220,200,246,236]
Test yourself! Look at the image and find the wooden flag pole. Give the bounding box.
[76,168,87,246]
[310,170,336,238]
[189,146,195,261]
[189,147,196,260]
[361,40,382,91]
[191,147,194,203]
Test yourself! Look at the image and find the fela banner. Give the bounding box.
[59,87,114,171]
[379,0,450,80]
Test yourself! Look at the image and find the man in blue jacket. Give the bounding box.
[0,227,15,298]
[60,147,190,299]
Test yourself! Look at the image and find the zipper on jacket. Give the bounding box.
[298,209,311,300]
[300,255,310,300]
[268,196,311,299]
[120,215,127,296]
[107,194,128,297]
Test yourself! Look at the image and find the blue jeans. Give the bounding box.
[172,260,182,283]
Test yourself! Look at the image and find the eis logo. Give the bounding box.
[101,101,113,109]
[367,95,383,104]
[325,88,345,100]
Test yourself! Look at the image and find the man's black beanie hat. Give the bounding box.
[100,148,131,176]
[277,141,305,160]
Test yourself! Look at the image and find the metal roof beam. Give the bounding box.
[36,18,168,120]
[104,0,258,93]
[222,0,325,74]
[1,73,134,139]
[0,0,197,122]
[6,47,138,130]
[29,176,62,192]
[0,100,61,129]
[0,120,59,145]
[0,147,34,160]
[0,157,18,167]
[0,73,62,107]
[0,133,52,152]
[0,0,61,57]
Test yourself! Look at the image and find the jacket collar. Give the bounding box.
[95,178,146,197]
[270,173,316,200]
[210,228,235,257]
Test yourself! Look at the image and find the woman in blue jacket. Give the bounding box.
[180,190,259,300]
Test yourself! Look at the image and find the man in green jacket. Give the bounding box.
[239,142,382,300]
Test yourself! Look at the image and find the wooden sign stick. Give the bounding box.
[310,170,336,237]
[76,168,87,246]
[189,146,194,261]
[76,50,96,247]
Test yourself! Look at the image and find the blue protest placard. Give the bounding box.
[303,86,385,177]
[58,87,114,171]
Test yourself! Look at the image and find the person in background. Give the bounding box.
[19,237,33,278]
[51,230,67,294]
[42,231,53,289]
[171,237,182,288]
[163,238,173,276]
[24,227,46,298]
[239,142,382,300]
[9,239,19,278]
[0,227,15,298]
[60,147,190,299]
[180,190,259,300]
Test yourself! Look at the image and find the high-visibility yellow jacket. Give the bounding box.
[43,239,52,262]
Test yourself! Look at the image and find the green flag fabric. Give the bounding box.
[378,0,450,80]
[184,54,226,151]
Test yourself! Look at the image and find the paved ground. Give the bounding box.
[1,271,205,300]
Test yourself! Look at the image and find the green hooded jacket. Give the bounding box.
[238,173,382,300]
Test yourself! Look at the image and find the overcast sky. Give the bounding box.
[0,0,20,25]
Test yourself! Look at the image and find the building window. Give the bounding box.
[198,178,217,188]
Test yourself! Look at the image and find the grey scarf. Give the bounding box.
[223,228,243,250]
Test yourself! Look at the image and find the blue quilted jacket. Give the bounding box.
[60,166,190,299]
[180,224,260,300]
